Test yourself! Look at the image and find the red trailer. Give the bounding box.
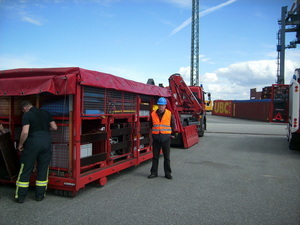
[0,67,174,196]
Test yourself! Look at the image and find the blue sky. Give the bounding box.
[0,0,299,100]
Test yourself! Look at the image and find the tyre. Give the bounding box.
[289,133,300,150]
[198,117,205,137]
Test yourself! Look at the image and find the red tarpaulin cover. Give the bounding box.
[0,67,171,97]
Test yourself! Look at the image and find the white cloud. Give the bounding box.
[0,55,38,69]
[1,53,299,101]
[216,60,278,85]
[0,55,74,70]
[169,0,238,37]
[178,66,190,80]
[17,6,44,25]
[176,55,300,101]
[1,1,44,25]
[200,56,213,63]
[156,0,238,45]
[204,72,218,82]
[21,16,43,25]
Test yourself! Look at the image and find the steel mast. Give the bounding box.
[190,0,199,86]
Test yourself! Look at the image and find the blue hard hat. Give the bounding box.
[157,97,167,105]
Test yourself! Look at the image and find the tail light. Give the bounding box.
[293,118,298,128]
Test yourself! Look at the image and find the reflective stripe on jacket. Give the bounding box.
[151,109,172,134]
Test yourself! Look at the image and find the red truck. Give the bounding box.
[167,74,206,146]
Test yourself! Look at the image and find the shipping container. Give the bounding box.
[212,100,233,117]
[233,99,271,122]
[212,84,289,123]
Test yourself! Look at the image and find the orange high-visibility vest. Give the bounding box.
[151,109,172,134]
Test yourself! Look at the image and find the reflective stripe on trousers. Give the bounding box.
[36,180,48,187]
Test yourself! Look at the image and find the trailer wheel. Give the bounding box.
[95,177,107,187]
[54,189,75,197]
[54,189,63,196]
[65,190,75,197]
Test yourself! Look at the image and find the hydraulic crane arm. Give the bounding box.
[168,74,204,113]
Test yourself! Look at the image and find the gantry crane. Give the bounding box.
[277,0,300,84]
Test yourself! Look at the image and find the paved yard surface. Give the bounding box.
[1,114,299,225]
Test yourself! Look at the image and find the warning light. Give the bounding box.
[295,86,299,92]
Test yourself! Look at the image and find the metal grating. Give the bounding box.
[40,94,69,117]
[107,90,123,114]
[83,86,137,115]
[0,97,9,117]
[106,89,136,114]
[123,92,136,113]
[83,86,106,115]
[50,143,69,169]
[51,125,69,143]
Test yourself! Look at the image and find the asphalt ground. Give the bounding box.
[1,113,300,225]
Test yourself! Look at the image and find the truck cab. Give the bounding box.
[190,86,211,112]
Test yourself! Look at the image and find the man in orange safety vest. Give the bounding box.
[148,97,175,180]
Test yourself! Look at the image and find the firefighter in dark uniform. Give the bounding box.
[148,97,175,180]
[15,100,57,203]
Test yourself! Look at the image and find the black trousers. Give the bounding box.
[150,138,171,176]
[15,132,51,199]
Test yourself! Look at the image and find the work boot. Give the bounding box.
[35,193,45,201]
[148,174,158,179]
[15,197,25,203]
[36,196,44,201]
[165,175,173,180]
